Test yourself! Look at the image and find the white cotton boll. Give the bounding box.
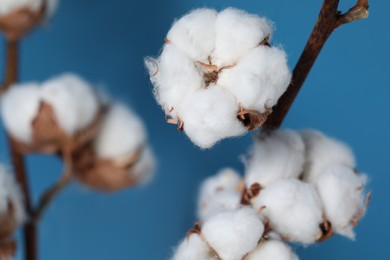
[245,130,305,188]
[172,234,216,260]
[254,179,323,244]
[131,146,156,185]
[180,87,247,149]
[246,240,299,260]
[40,73,99,136]
[218,46,291,113]
[147,44,202,119]
[198,168,242,221]
[213,8,272,67]
[167,8,217,61]
[202,207,264,260]
[300,130,356,183]
[94,103,146,159]
[0,0,57,16]
[0,165,26,226]
[1,83,41,143]
[316,164,368,239]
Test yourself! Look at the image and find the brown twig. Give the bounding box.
[2,38,37,260]
[264,0,369,129]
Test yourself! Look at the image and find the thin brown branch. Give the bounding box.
[3,38,37,260]
[264,0,369,129]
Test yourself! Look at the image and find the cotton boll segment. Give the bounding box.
[246,240,299,260]
[213,8,272,67]
[172,234,217,260]
[300,130,356,183]
[1,83,41,144]
[146,44,202,120]
[202,207,264,260]
[0,165,26,240]
[218,46,291,113]
[0,0,41,15]
[180,87,247,149]
[316,164,368,239]
[166,8,217,61]
[41,73,100,136]
[245,130,305,189]
[198,168,242,221]
[254,179,324,244]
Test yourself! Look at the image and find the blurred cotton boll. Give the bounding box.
[145,7,291,149]
[74,103,155,192]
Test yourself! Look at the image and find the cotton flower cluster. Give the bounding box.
[172,129,369,259]
[1,73,155,192]
[0,0,58,40]
[145,8,291,149]
[0,164,26,257]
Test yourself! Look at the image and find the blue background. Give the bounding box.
[0,0,387,259]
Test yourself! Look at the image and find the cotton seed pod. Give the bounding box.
[244,129,305,189]
[316,164,369,239]
[172,234,217,260]
[300,129,355,183]
[202,207,264,260]
[1,74,101,155]
[253,179,325,245]
[0,165,26,241]
[0,0,58,40]
[74,103,155,192]
[145,8,291,149]
[246,240,299,260]
[197,168,242,221]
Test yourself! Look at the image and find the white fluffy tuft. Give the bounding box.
[300,130,356,183]
[246,240,299,260]
[197,168,242,221]
[1,83,41,143]
[245,129,305,188]
[172,234,217,260]
[254,179,323,244]
[0,0,58,16]
[202,207,264,260]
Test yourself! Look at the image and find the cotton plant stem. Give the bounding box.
[264,0,369,129]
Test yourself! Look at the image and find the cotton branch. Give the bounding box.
[264,0,369,129]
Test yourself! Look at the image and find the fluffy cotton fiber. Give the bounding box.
[0,164,26,227]
[300,130,355,183]
[197,168,242,221]
[1,83,41,143]
[146,8,291,148]
[254,179,323,244]
[246,240,299,260]
[316,164,368,239]
[245,129,305,188]
[202,207,264,260]
[0,0,58,17]
[172,234,217,260]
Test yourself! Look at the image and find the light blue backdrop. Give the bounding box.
[0,0,388,259]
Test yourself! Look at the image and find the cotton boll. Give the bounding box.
[198,168,242,221]
[246,240,298,260]
[167,8,217,61]
[172,234,217,260]
[0,164,26,240]
[41,73,100,136]
[0,0,41,15]
[180,87,247,148]
[300,130,356,183]
[254,179,323,244]
[316,164,368,239]
[245,130,305,189]
[213,8,272,67]
[1,83,41,143]
[147,44,202,119]
[94,103,146,159]
[202,207,264,260]
[130,146,156,185]
[218,46,291,113]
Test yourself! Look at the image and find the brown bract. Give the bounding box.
[0,201,17,241]
[73,144,144,192]
[11,102,104,156]
[0,5,46,40]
